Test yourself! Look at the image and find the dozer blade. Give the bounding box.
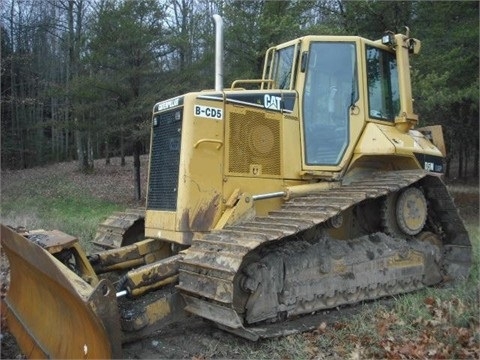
[1,225,122,359]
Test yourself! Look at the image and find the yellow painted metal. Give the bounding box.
[130,275,178,297]
[121,290,187,340]
[146,92,226,244]
[21,229,100,285]
[349,122,443,173]
[91,238,171,274]
[221,177,284,217]
[177,93,225,233]
[354,123,397,155]
[283,182,339,200]
[409,129,445,156]
[125,254,182,297]
[393,34,420,132]
[27,228,77,254]
[378,124,442,157]
[144,226,194,245]
[0,225,121,359]
[224,101,284,179]
[214,192,255,230]
[282,114,302,179]
[145,210,177,234]
[194,138,223,149]
[416,125,446,156]
[231,79,275,89]
[143,33,442,244]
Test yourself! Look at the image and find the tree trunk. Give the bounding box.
[457,144,463,180]
[87,129,94,169]
[133,140,142,201]
[120,128,126,166]
[75,118,84,169]
[474,137,479,178]
[445,157,451,179]
[105,139,111,165]
[75,117,93,173]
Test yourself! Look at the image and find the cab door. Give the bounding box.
[301,40,363,171]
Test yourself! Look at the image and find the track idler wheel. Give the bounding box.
[382,187,428,236]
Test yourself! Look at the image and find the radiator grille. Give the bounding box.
[228,110,281,176]
[147,109,182,210]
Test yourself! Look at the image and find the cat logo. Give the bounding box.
[264,94,282,110]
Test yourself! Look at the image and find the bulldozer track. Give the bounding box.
[178,170,471,339]
[93,208,145,249]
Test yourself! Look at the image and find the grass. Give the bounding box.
[1,169,123,250]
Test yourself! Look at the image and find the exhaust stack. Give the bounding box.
[213,14,223,91]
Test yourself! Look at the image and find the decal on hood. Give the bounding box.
[224,92,296,113]
[198,92,296,113]
[153,96,184,112]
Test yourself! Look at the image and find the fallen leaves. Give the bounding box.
[305,295,479,360]
[1,155,150,207]
[376,295,479,359]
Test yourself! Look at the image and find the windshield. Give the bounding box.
[272,45,295,89]
[303,42,358,166]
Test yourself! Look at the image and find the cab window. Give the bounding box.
[272,45,295,89]
[366,46,400,121]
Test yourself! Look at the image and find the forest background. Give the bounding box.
[1,0,478,196]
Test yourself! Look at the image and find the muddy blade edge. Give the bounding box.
[0,225,121,359]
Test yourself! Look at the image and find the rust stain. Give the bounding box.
[190,194,221,231]
[179,210,190,231]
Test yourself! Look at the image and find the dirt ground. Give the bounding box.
[1,158,478,359]
[120,299,394,359]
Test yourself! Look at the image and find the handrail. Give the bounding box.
[230,79,275,90]
[193,139,223,150]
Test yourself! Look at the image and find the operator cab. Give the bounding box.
[263,34,415,175]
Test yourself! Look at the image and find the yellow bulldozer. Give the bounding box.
[1,16,471,358]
